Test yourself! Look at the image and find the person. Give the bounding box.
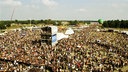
[0,25,128,71]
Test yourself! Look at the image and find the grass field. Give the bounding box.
[5,24,41,31]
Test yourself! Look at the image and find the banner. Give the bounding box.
[52,34,57,42]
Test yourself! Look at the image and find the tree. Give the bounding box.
[98,19,104,24]
[15,19,18,24]
[120,20,124,28]
[69,20,79,26]
[39,19,44,24]
[115,20,120,28]
[0,22,6,29]
[102,20,128,28]
[102,21,109,27]
[58,21,62,26]
[31,20,37,24]
[111,20,116,28]
[126,20,128,28]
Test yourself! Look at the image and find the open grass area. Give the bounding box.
[7,25,21,29]
[5,24,41,31]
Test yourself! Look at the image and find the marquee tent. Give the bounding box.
[65,28,74,35]
[57,33,68,40]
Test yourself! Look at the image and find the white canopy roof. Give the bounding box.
[57,33,68,40]
[121,31,128,35]
[0,33,5,35]
[65,28,74,35]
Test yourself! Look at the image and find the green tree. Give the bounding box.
[115,20,120,28]
[0,22,6,29]
[69,20,78,26]
[102,21,109,27]
[31,20,36,24]
[15,19,18,24]
[120,20,124,28]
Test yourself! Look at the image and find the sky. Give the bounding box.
[0,0,128,20]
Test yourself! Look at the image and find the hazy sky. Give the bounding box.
[0,0,128,20]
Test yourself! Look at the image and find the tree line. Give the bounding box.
[0,19,90,29]
[103,20,128,28]
[1,19,128,29]
[0,20,12,29]
[0,19,56,29]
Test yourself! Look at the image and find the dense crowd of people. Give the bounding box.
[0,25,128,72]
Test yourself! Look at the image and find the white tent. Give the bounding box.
[126,32,128,35]
[57,33,68,40]
[121,31,128,35]
[125,31,128,35]
[65,28,74,35]
[0,33,4,36]
[96,29,100,32]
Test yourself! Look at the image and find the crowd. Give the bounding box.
[0,25,128,72]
